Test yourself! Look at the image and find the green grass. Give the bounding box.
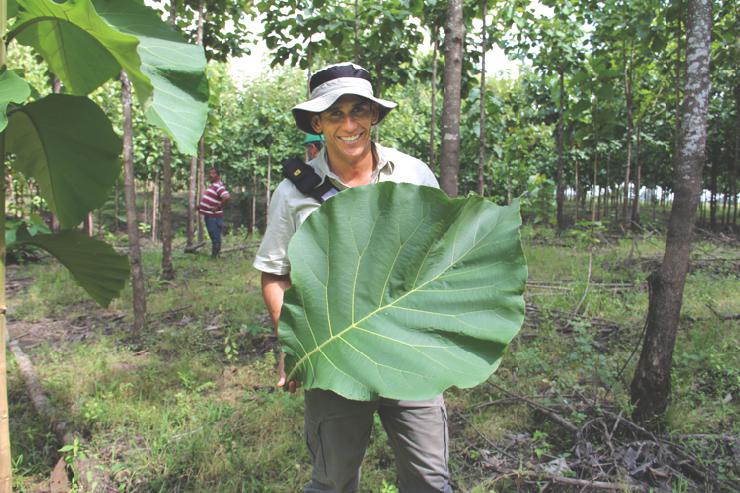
[7,227,739,492]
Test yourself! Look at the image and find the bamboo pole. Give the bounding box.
[0,0,14,487]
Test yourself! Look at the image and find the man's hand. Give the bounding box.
[261,272,299,392]
[276,351,300,393]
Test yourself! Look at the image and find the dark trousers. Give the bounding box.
[204,216,224,257]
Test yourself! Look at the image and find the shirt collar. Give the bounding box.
[312,143,395,189]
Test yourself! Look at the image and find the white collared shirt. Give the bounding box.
[253,143,439,275]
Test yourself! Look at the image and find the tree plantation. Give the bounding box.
[2,0,738,491]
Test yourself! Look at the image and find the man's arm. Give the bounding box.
[261,272,298,391]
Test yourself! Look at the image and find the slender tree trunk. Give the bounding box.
[429,31,439,170]
[84,213,94,236]
[478,0,487,196]
[161,135,175,280]
[114,178,120,232]
[151,171,159,241]
[197,135,205,242]
[709,159,717,228]
[0,3,12,482]
[251,169,257,235]
[631,125,642,229]
[439,0,464,197]
[733,83,739,227]
[353,0,359,63]
[623,44,634,230]
[574,161,580,222]
[630,0,712,425]
[160,0,177,280]
[265,151,272,226]
[555,67,566,231]
[120,71,147,332]
[187,155,197,247]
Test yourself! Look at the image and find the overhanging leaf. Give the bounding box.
[0,69,31,132]
[6,94,122,228]
[281,183,528,401]
[16,228,129,307]
[12,0,208,154]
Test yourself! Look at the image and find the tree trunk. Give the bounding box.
[160,135,175,280]
[197,135,205,242]
[574,160,580,222]
[0,3,13,481]
[151,171,159,241]
[630,0,712,425]
[84,213,94,236]
[429,30,439,171]
[623,44,634,230]
[733,83,739,227]
[709,159,717,228]
[265,151,272,226]
[251,169,257,235]
[160,0,177,280]
[120,71,147,332]
[187,155,197,247]
[478,0,487,196]
[631,125,642,229]
[439,0,464,197]
[555,67,566,231]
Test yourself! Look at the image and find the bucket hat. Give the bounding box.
[292,62,397,135]
[302,133,324,145]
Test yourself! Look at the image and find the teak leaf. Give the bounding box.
[0,69,31,132]
[12,0,208,154]
[16,228,129,307]
[281,183,527,401]
[6,95,122,229]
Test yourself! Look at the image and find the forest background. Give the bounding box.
[3,0,738,491]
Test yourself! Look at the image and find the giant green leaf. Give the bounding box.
[0,69,31,132]
[16,228,129,307]
[6,94,122,228]
[281,183,528,401]
[11,0,208,154]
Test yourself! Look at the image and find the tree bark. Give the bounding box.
[630,0,712,425]
[265,151,272,226]
[555,67,566,231]
[709,158,717,228]
[197,135,205,242]
[187,154,197,247]
[160,0,177,280]
[0,5,13,479]
[251,168,257,235]
[161,135,175,280]
[478,0,487,196]
[439,0,464,197]
[631,125,642,229]
[429,30,439,171]
[623,43,634,230]
[733,83,739,227]
[151,171,159,241]
[120,71,147,332]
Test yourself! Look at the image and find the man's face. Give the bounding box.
[311,95,379,164]
[208,169,219,182]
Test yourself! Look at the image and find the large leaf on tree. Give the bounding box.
[16,228,129,307]
[6,94,122,228]
[0,69,31,131]
[281,183,528,401]
[11,0,208,154]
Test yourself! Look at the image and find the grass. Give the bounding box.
[7,225,739,492]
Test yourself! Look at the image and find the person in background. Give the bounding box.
[198,167,230,257]
[304,132,324,160]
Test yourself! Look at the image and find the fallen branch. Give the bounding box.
[184,241,206,253]
[9,340,116,491]
[487,382,578,433]
[219,243,258,255]
[705,303,740,321]
[529,473,649,492]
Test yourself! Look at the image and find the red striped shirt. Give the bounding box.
[199,181,230,217]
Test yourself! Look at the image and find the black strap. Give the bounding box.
[282,157,339,203]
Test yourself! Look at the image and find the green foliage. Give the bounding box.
[11,0,209,154]
[6,95,122,228]
[0,69,30,131]
[281,183,527,400]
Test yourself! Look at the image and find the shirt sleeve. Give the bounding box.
[253,181,296,275]
[219,185,230,200]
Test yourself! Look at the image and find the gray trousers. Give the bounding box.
[303,389,453,493]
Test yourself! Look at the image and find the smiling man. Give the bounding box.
[253,62,451,493]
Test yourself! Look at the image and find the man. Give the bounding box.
[253,62,452,493]
[198,167,230,257]
[304,132,324,160]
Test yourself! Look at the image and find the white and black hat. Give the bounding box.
[292,62,397,135]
